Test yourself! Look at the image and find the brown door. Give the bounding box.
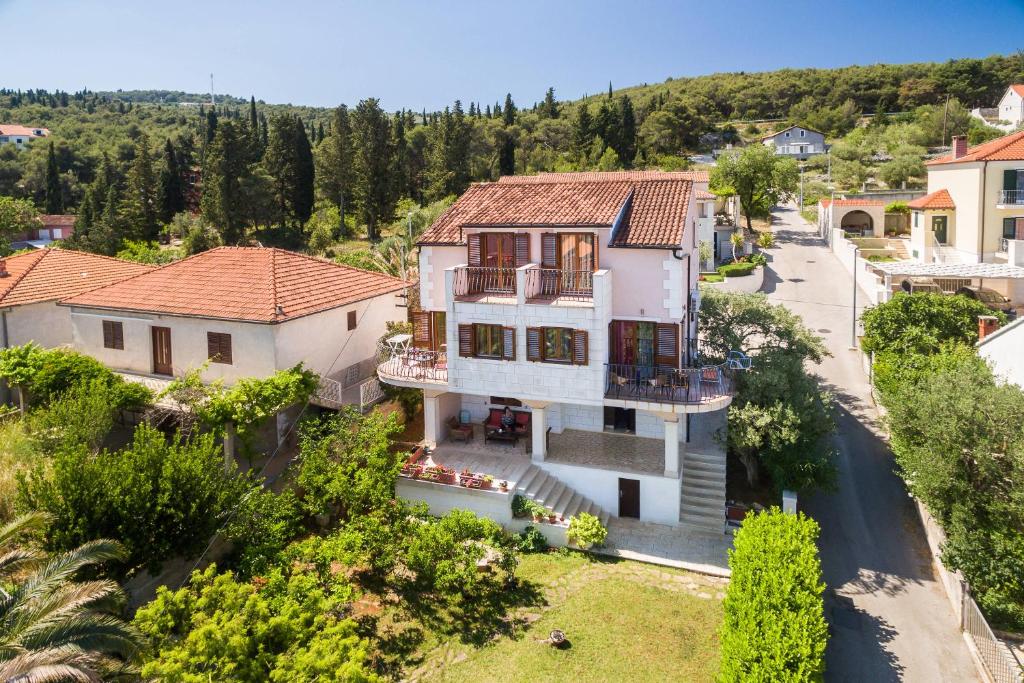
[151,326,172,375]
[619,478,640,519]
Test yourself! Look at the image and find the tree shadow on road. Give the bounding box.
[825,590,905,682]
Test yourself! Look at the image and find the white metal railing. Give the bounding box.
[313,375,343,407]
[998,189,1024,205]
[1002,237,1010,253]
[359,378,385,411]
[961,588,1024,683]
[376,342,448,384]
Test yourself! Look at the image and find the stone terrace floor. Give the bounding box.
[546,429,665,475]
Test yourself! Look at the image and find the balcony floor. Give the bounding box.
[453,293,517,304]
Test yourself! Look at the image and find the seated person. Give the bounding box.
[500,407,515,432]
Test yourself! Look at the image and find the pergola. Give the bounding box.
[870,261,1024,280]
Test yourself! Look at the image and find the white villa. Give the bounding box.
[970,84,1024,133]
[377,171,736,533]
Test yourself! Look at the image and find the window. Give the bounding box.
[102,320,123,350]
[526,327,588,364]
[347,310,357,330]
[458,323,515,360]
[1004,217,1024,240]
[784,131,791,138]
[207,332,233,364]
[800,129,806,137]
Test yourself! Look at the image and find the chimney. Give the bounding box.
[0,259,8,278]
[952,135,968,159]
[978,315,1000,341]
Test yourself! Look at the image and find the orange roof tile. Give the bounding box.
[37,215,76,228]
[820,198,885,207]
[421,172,695,249]
[498,170,710,184]
[0,125,49,137]
[695,190,716,200]
[926,130,1024,165]
[1011,85,1024,98]
[907,188,955,210]
[0,248,154,308]
[61,247,409,323]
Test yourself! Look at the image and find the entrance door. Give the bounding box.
[618,478,640,519]
[932,215,948,244]
[151,326,172,376]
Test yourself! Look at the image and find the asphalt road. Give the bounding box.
[761,206,978,682]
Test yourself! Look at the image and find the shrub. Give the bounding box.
[0,419,39,522]
[756,231,776,249]
[225,488,305,578]
[26,378,119,453]
[860,292,1005,355]
[749,252,768,267]
[567,512,608,549]
[719,509,827,682]
[885,200,910,214]
[516,525,549,553]
[717,262,757,278]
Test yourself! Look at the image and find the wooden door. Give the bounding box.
[151,326,172,376]
[619,478,640,519]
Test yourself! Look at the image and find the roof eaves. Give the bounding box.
[976,315,1024,348]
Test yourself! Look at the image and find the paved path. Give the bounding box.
[763,206,977,682]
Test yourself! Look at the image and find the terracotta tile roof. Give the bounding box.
[498,170,710,184]
[695,190,716,200]
[926,130,1024,165]
[820,198,885,208]
[61,247,409,323]
[0,125,49,137]
[907,188,955,210]
[0,248,154,308]
[37,215,76,228]
[420,172,695,249]
[1011,85,1024,98]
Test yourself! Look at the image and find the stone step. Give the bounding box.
[524,471,549,498]
[683,459,726,474]
[562,493,585,519]
[536,478,562,506]
[684,451,727,466]
[679,518,723,533]
[515,465,543,492]
[682,488,724,505]
[551,486,575,513]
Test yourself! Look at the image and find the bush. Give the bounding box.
[749,252,767,267]
[512,494,548,520]
[0,418,38,522]
[719,509,827,682]
[860,292,1005,355]
[756,231,776,249]
[885,200,910,214]
[225,488,305,578]
[516,525,549,553]
[567,512,608,549]
[26,378,119,453]
[717,262,757,278]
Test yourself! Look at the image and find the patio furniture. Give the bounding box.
[484,408,525,445]
[385,333,412,356]
[447,416,473,443]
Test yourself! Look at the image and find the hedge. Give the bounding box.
[719,509,828,682]
[717,262,757,278]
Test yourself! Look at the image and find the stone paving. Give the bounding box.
[599,516,732,577]
[546,429,665,475]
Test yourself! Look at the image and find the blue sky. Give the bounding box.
[1,0,1022,110]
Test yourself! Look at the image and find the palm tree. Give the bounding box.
[0,513,142,682]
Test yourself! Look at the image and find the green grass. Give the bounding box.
[0,418,41,522]
[421,552,724,683]
[700,272,725,283]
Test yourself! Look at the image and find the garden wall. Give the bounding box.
[709,265,765,294]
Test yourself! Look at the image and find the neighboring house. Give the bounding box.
[977,315,1024,387]
[761,125,826,159]
[11,215,77,249]
[970,85,1024,133]
[0,248,154,350]
[59,247,409,409]
[0,125,50,149]
[378,171,736,531]
[818,198,887,237]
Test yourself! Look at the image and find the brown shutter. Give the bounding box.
[207,332,233,364]
[592,234,599,270]
[526,327,542,361]
[113,322,124,350]
[541,233,557,268]
[458,324,475,357]
[467,233,482,266]
[220,334,232,365]
[502,327,516,360]
[654,323,679,368]
[411,310,432,348]
[102,320,113,348]
[514,233,530,267]
[572,330,588,365]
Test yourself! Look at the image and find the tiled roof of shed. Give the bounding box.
[907,189,956,210]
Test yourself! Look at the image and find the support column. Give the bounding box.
[523,400,550,462]
[423,388,446,448]
[663,416,680,479]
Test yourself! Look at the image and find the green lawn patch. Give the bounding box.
[700,272,725,283]
[717,262,757,277]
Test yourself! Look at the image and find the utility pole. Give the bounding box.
[799,164,805,212]
[941,93,950,146]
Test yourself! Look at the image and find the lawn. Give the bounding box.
[414,552,725,683]
[0,417,40,522]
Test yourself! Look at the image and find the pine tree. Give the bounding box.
[541,87,559,119]
[572,103,594,161]
[315,104,354,237]
[44,142,63,214]
[157,138,185,223]
[494,101,502,119]
[122,133,159,240]
[350,98,396,241]
[248,96,259,133]
[264,115,314,226]
[616,95,637,168]
[201,121,249,244]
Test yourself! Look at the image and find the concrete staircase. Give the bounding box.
[890,239,911,260]
[515,464,611,527]
[679,450,726,532]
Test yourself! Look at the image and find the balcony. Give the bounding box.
[524,268,594,304]
[604,363,734,411]
[453,266,516,302]
[997,189,1024,207]
[376,344,448,388]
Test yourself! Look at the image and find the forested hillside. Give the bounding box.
[0,52,1022,263]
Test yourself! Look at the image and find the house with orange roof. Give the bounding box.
[59,247,409,409]
[0,124,49,149]
[377,171,737,531]
[0,248,154,350]
[970,85,1024,133]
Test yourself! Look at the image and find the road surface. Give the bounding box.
[761,206,977,682]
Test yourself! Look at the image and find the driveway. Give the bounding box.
[761,206,977,682]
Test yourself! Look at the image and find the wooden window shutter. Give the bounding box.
[516,235,532,266]
[113,322,124,350]
[458,324,475,357]
[502,327,516,360]
[467,233,482,266]
[654,323,679,368]
[102,321,123,350]
[208,332,233,364]
[412,310,432,348]
[592,234,599,270]
[541,233,557,268]
[572,330,588,365]
[526,327,542,361]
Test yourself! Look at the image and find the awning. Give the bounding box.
[870,261,1024,279]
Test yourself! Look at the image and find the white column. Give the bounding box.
[423,389,445,448]
[663,417,680,478]
[531,405,547,462]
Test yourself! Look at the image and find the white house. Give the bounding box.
[970,85,1024,132]
[0,125,49,149]
[977,316,1024,387]
[59,247,410,409]
[0,248,154,350]
[378,171,735,531]
[762,125,827,159]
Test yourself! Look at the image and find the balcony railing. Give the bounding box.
[453,266,516,300]
[605,363,734,405]
[525,268,594,302]
[1002,237,1010,253]
[376,343,448,385]
[998,189,1024,205]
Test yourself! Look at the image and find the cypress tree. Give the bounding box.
[541,87,559,119]
[248,96,258,132]
[572,103,594,161]
[616,95,637,168]
[44,142,63,214]
[350,98,396,241]
[392,111,408,200]
[201,121,249,244]
[157,138,185,223]
[122,133,159,240]
[205,109,219,146]
[498,94,517,176]
[315,104,354,237]
[294,116,315,223]
[485,104,492,118]
[608,81,613,99]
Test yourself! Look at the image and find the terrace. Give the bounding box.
[604,363,735,411]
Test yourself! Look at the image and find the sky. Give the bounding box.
[2,0,1022,111]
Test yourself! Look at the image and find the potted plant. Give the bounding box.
[480,474,494,490]
[498,480,509,492]
[567,512,608,550]
[512,494,530,518]
[547,511,558,524]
